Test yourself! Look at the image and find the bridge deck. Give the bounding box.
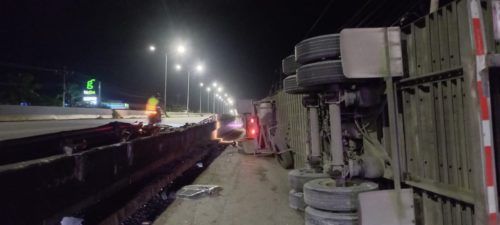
[153,144,303,225]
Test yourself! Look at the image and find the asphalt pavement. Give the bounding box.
[0,116,210,141]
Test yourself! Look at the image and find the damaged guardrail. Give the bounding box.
[0,121,216,225]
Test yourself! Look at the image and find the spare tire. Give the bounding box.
[295,34,340,65]
[288,168,330,192]
[289,189,306,211]
[305,206,358,225]
[297,60,347,87]
[303,178,378,212]
[282,55,298,75]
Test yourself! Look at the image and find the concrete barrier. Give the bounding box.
[166,111,207,117]
[0,122,216,225]
[113,110,208,119]
[113,109,148,119]
[0,105,210,121]
[0,105,113,121]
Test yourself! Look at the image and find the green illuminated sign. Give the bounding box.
[86,79,96,90]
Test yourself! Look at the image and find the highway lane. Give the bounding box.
[0,116,211,141]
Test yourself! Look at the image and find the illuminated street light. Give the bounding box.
[177,45,186,54]
[175,64,182,71]
[195,64,204,73]
[199,82,204,87]
[148,42,189,111]
[212,82,218,87]
[217,87,223,92]
[224,93,228,97]
[182,62,205,115]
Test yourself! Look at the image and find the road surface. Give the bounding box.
[0,116,211,141]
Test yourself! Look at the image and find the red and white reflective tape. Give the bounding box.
[471,1,498,223]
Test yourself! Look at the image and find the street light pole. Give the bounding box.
[149,44,187,113]
[207,90,210,113]
[164,53,168,112]
[186,70,191,116]
[213,94,216,114]
[199,83,203,113]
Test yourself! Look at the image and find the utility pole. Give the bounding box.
[62,67,67,107]
[98,81,102,106]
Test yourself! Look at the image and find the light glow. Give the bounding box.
[195,64,204,73]
[175,64,182,71]
[177,45,186,54]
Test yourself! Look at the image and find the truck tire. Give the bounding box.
[283,75,324,94]
[303,178,378,212]
[283,75,305,94]
[282,55,298,75]
[295,34,340,65]
[296,60,347,87]
[305,206,358,225]
[289,189,306,211]
[288,168,329,192]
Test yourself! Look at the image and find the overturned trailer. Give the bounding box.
[270,0,500,224]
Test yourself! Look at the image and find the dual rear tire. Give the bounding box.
[303,178,379,225]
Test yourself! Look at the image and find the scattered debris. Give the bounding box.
[60,217,83,225]
[196,162,204,168]
[176,185,222,199]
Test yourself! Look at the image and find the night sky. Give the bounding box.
[0,0,434,106]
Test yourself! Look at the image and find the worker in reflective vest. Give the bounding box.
[146,93,162,124]
[146,95,159,112]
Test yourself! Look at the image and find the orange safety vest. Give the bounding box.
[146,97,159,113]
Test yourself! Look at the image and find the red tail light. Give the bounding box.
[246,115,258,139]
